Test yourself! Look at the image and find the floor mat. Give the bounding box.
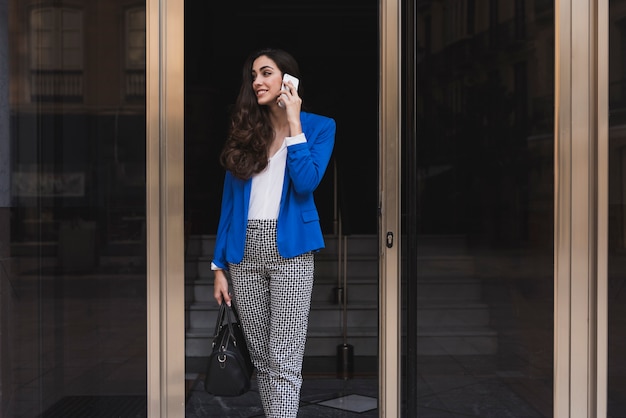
[316,394,378,413]
[40,396,146,418]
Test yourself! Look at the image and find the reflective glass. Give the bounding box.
[415,2,554,416]
[608,1,626,415]
[1,1,147,416]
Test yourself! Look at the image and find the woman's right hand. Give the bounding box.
[213,270,232,306]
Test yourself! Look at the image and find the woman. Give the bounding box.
[211,48,336,417]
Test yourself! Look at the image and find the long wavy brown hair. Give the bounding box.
[220,48,303,180]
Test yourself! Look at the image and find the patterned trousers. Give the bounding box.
[229,219,314,418]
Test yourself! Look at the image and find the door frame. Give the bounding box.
[144,0,614,417]
[146,0,185,416]
[379,0,402,416]
[146,0,404,416]
[554,0,608,416]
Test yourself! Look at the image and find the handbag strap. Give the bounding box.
[213,303,227,337]
[230,299,243,323]
[214,302,238,338]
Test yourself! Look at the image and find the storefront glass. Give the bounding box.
[416,2,555,415]
[608,1,626,415]
[1,1,147,416]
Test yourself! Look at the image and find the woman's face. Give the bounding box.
[251,55,283,107]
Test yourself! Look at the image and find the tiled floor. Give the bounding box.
[185,375,378,417]
[418,352,552,416]
[185,352,556,418]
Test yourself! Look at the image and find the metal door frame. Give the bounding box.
[144,0,613,416]
[554,0,608,416]
[146,0,185,416]
[379,0,402,416]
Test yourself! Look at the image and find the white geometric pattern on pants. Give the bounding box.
[229,219,314,418]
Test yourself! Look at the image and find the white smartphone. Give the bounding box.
[282,73,300,92]
[278,73,299,108]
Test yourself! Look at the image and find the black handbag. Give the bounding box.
[204,302,254,396]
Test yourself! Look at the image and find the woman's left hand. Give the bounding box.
[213,269,231,306]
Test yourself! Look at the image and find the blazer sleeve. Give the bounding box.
[286,115,336,194]
[212,171,234,270]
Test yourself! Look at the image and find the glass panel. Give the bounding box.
[182,1,379,416]
[1,1,147,416]
[416,1,554,416]
[402,0,417,415]
[609,2,626,415]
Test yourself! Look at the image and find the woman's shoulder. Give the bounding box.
[301,111,336,129]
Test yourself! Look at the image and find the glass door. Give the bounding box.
[1,0,149,416]
[415,2,555,416]
[608,1,626,415]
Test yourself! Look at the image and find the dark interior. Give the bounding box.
[184,0,379,236]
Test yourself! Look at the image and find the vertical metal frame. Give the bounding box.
[596,0,609,415]
[554,0,607,416]
[379,0,401,416]
[146,0,185,416]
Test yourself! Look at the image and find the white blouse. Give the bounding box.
[248,133,306,220]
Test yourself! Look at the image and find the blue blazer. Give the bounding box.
[212,112,336,270]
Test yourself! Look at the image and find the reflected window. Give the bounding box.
[125,7,145,100]
[4,0,148,415]
[29,7,84,102]
[444,1,470,44]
